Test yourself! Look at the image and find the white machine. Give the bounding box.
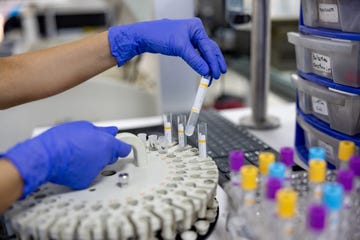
[4,133,219,239]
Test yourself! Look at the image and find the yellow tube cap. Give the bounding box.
[241,165,258,190]
[338,141,355,162]
[308,160,326,183]
[259,152,275,175]
[276,189,297,218]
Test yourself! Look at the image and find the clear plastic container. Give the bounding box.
[302,0,360,33]
[292,74,360,135]
[296,114,359,167]
[288,32,360,87]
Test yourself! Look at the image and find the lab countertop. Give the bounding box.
[33,103,301,239]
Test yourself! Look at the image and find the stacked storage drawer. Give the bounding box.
[288,0,360,168]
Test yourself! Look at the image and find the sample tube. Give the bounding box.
[185,76,212,136]
[280,147,294,188]
[268,162,286,182]
[163,113,173,145]
[229,150,244,186]
[148,135,158,151]
[276,189,298,240]
[198,122,207,159]
[338,140,355,169]
[308,147,326,161]
[306,204,327,239]
[308,159,326,203]
[177,114,187,148]
[158,136,168,154]
[259,152,275,199]
[137,133,147,147]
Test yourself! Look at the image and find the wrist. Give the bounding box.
[4,138,51,198]
[108,24,142,67]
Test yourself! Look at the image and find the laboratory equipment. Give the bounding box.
[275,189,298,240]
[227,165,259,239]
[177,114,187,148]
[337,140,355,169]
[122,109,305,186]
[302,0,360,33]
[296,111,360,168]
[3,132,219,239]
[269,162,286,182]
[158,135,168,154]
[308,159,326,203]
[229,150,244,186]
[336,169,355,239]
[163,113,173,145]
[305,204,327,240]
[322,182,343,240]
[292,74,360,136]
[197,122,208,159]
[288,32,360,88]
[261,177,282,240]
[148,134,158,151]
[259,152,275,199]
[185,76,211,136]
[280,147,294,187]
[309,147,326,161]
[137,133,147,147]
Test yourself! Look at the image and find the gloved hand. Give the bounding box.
[4,121,131,198]
[108,18,227,79]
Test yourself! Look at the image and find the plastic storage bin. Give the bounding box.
[302,0,360,33]
[292,74,360,135]
[296,112,359,167]
[288,32,360,87]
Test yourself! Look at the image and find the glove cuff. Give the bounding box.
[108,25,142,67]
[4,139,50,198]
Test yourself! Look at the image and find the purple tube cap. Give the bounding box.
[229,150,244,171]
[266,177,282,200]
[307,204,326,231]
[280,147,294,167]
[349,155,360,177]
[337,169,354,192]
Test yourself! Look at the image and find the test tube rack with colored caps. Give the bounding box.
[224,141,360,240]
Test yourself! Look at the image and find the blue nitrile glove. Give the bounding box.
[4,121,131,198]
[108,18,227,79]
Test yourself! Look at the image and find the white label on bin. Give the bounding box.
[311,96,329,116]
[318,140,334,159]
[319,4,339,23]
[312,52,332,74]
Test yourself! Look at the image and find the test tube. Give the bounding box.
[163,113,172,145]
[338,140,355,169]
[177,114,187,148]
[185,76,212,136]
[137,133,147,147]
[198,122,207,159]
[148,135,158,151]
[158,136,168,154]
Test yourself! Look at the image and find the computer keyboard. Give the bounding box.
[122,109,304,186]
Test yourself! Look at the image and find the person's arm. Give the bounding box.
[0,18,226,110]
[0,31,116,109]
[0,159,23,212]
[0,121,131,213]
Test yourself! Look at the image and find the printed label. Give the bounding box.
[312,52,332,74]
[311,96,329,116]
[318,140,334,159]
[319,3,339,23]
[164,122,172,144]
[178,124,185,147]
[198,134,207,159]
